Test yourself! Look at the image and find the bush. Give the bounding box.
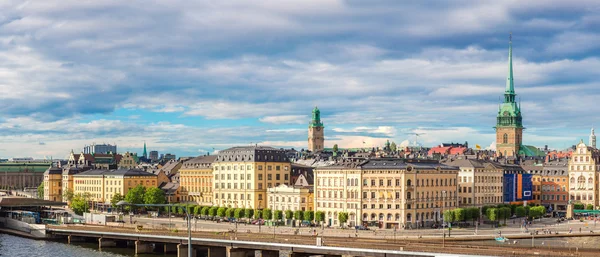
[574,203,585,210]
[208,206,218,217]
[201,206,210,216]
[304,211,314,222]
[586,204,594,210]
[245,209,254,220]
[262,208,272,220]
[294,210,304,220]
[225,208,234,218]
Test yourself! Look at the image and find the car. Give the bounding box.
[355,225,369,231]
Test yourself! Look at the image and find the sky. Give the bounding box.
[1,0,600,159]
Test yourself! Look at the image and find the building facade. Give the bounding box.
[149,151,159,162]
[447,159,503,209]
[308,107,325,153]
[43,166,63,201]
[591,128,597,149]
[119,152,139,169]
[568,141,600,208]
[267,184,314,212]
[73,169,157,204]
[0,161,50,190]
[212,146,291,209]
[179,155,216,205]
[542,159,569,217]
[314,161,362,227]
[495,38,523,158]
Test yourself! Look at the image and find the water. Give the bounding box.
[0,233,176,257]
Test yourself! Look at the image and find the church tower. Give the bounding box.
[308,107,324,152]
[590,128,596,149]
[495,35,523,158]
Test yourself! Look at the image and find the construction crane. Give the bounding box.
[405,132,425,147]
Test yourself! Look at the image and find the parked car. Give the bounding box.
[355,225,369,230]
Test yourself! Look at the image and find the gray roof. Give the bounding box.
[361,158,459,171]
[44,166,62,175]
[215,146,289,163]
[444,159,485,168]
[182,155,217,169]
[73,169,156,177]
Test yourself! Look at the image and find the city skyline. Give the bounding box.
[2,1,600,158]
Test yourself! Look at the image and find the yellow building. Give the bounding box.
[267,183,314,212]
[315,159,459,229]
[179,155,216,205]
[446,159,503,208]
[568,140,600,207]
[61,166,87,202]
[43,166,63,201]
[212,146,291,209]
[314,161,362,227]
[73,169,158,205]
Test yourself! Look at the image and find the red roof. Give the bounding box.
[449,147,467,155]
[428,146,451,156]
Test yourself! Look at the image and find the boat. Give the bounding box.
[495,236,509,242]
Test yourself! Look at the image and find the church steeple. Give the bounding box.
[142,141,147,159]
[505,33,516,103]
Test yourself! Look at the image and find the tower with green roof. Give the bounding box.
[495,34,523,158]
[308,106,324,152]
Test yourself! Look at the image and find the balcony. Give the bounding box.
[405,185,415,191]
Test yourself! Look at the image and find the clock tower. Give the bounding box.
[308,106,325,152]
[495,35,523,158]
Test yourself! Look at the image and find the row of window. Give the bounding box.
[214,173,289,181]
[214,165,289,171]
[215,193,262,200]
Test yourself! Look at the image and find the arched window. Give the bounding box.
[588,178,594,188]
[407,179,412,186]
[503,133,508,144]
[578,176,586,189]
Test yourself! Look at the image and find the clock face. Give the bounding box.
[316,127,321,131]
[503,111,509,117]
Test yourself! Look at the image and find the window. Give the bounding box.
[284,174,288,181]
[258,165,263,170]
[258,174,263,180]
[276,174,280,180]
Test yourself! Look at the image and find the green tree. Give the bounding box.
[515,206,526,218]
[481,205,491,216]
[208,206,218,217]
[453,208,466,222]
[177,205,185,215]
[587,204,594,210]
[262,208,273,220]
[37,183,44,199]
[201,206,210,216]
[464,207,473,222]
[63,189,75,203]
[254,209,262,219]
[274,210,283,220]
[245,209,254,220]
[171,205,178,214]
[71,193,90,215]
[143,187,166,207]
[338,212,349,226]
[217,207,226,217]
[285,210,293,220]
[225,208,234,218]
[111,193,124,208]
[234,208,243,219]
[390,142,397,152]
[333,144,339,153]
[304,211,314,222]
[125,184,146,210]
[502,207,511,225]
[315,211,325,224]
[486,208,498,227]
[469,208,480,225]
[164,206,170,213]
[193,206,200,215]
[574,203,585,210]
[443,210,455,223]
[294,210,304,221]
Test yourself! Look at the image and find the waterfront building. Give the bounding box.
[83,143,117,155]
[179,155,216,205]
[72,169,157,205]
[446,159,503,209]
[43,165,63,201]
[212,146,291,209]
[542,158,569,216]
[314,160,362,227]
[267,183,314,212]
[308,107,325,153]
[0,161,50,190]
[568,140,600,207]
[522,162,544,205]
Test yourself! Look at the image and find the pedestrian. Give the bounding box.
[579,227,582,233]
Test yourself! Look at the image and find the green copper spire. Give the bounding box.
[309,106,324,128]
[504,33,516,102]
[142,141,147,158]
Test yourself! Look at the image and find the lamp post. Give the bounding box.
[118,201,192,257]
[442,190,449,237]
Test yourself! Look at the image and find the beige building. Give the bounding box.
[267,183,314,212]
[73,169,157,205]
[179,155,216,205]
[568,140,600,207]
[212,146,291,209]
[361,159,459,229]
[446,159,503,208]
[43,166,63,201]
[315,158,459,229]
[118,152,139,169]
[314,161,362,227]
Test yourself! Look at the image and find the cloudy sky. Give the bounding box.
[1,0,600,159]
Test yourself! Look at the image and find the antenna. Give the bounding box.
[405,132,426,146]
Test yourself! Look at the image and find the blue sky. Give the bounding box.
[1,0,600,159]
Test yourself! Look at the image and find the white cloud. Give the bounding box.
[259,115,307,124]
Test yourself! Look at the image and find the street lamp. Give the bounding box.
[442,190,449,237]
[117,201,192,257]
